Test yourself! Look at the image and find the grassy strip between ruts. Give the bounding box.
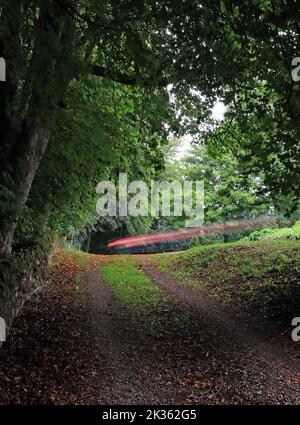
[101,255,167,309]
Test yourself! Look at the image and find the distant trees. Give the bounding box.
[155,143,273,243]
[183,146,273,226]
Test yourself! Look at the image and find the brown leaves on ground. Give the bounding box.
[0,251,106,404]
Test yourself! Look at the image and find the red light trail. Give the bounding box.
[107,216,278,250]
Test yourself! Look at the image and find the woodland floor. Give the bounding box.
[0,251,300,404]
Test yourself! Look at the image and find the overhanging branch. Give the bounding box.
[91,64,169,87]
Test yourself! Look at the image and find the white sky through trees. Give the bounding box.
[175,101,226,160]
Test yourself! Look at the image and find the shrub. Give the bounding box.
[246,228,276,241]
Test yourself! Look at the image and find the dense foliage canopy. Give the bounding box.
[0,0,300,253]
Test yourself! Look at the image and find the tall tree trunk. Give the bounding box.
[85,232,92,253]
[0,121,49,255]
[0,1,77,255]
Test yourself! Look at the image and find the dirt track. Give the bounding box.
[0,253,300,404]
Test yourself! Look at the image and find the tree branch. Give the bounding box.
[91,64,169,87]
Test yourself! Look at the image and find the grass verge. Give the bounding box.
[150,239,300,319]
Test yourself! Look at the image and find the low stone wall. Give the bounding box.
[0,245,51,347]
